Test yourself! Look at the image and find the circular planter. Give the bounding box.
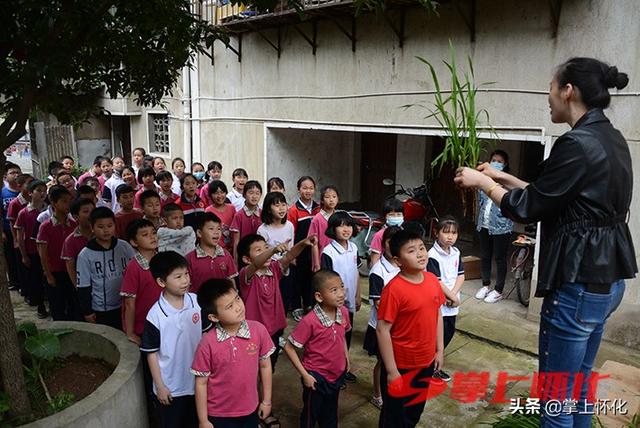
[21,321,148,428]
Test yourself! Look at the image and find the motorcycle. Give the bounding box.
[349,179,440,276]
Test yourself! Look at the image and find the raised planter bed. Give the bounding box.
[20,321,147,428]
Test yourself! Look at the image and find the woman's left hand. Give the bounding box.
[454,167,490,189]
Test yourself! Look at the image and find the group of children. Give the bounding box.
[2,147,469,428]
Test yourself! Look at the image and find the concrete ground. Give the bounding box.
[11,277,640,427]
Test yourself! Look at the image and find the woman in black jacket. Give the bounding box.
[455,57,636,428]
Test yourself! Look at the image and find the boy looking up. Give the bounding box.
[238,233,317,370]
[376,229,446,427]
[14,180,49,318]
[186,212,237,293]
[284,269,351,428]
[114,184,143,240]
[141,251,201,428]
[191,279,274,427]
[62,198,95,289]
[77,207,135,329]
[158,203,196,254]
[121,219,160,345]
[36,185,79,321]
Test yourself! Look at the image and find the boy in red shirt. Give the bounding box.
[36,185,80,321]
[377,229,445,428]
[114,184,143,240]
[121,218,160,345]
[191,279,274,428]
[284,269,351,428]
[14,180,48,318]
[186,212,237,293]
[62,198,95,288]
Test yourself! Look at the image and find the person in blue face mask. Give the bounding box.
[474,150,514,304]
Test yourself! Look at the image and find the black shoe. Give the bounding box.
[345,372,357,383]
[433,369,451,382]
[37,305,49,319]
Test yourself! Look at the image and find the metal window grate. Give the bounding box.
[150,114,169,153]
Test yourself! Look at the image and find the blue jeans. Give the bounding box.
[538,280,625,428]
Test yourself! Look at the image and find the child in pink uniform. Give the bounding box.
[309,185,339,272]
[284,270,351,428]
[61,198,95,288]
[237,233,317,371]
[191,279,275,427]
[230,180,262,261]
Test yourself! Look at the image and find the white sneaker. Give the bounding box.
[475,286,490,300]
[484,290,503,303]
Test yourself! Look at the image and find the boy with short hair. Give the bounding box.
[284,269,351,428]
[77,207,135,329]
[114,184,143,240]
[186,212,237,293]
[376,229,446,427]
[62,198,96,288]
[191,278,274,427]
[14,180,49,318]
[121,219,161,345]
[8,173,33,296]
[158,203,196,254]
[156,170,179,208]
[3,162,23,291]
[78,155,104,186]
[134,167,157,209]
[141,251,201,428]
[140,190,165,229]
[36,185,80,321]
[237,233,317,370]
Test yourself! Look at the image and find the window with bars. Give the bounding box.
[149,113,170,154]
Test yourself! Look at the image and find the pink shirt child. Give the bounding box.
[61,228,90,262]
[120,253,162,336]
[239,260,287,336]
[14,205,46,255]
[230,206,262,241]
[186,245,238,293]
[7,194,28,228]
[307,210,332,268]
[191,320,275,418]
[369,226,386,255]
[288,305,351,383]
[36,217,78,273]
[159,191,179,209]
[205,204,236,250]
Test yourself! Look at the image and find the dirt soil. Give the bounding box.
[47,354,114,401]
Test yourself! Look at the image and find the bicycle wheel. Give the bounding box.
[516,267,531,307]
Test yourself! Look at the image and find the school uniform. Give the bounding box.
[141,292,202,428]
[363,257,400,356]
[175,193,206,230]
[186,245,238,293]
[205,204,236,250]
[102,173,124,212]
[8,193,29,294]
[115,210,144,240]
[2,186,21,290]
[191,320,275,426]
[321,240,358,348]
[226,187,245,212]
[159,191,179,209]
[239,260,288,369]
[289,305,351,428]
[288,200,320,310]
[230,206,262,240]
[427,241,464,348]
[14,203,48,308]
[36,216,80,321]
[120,252,162,336]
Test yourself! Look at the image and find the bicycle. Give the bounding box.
[508,232,536,307]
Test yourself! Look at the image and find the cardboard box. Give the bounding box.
[462,256,481,280]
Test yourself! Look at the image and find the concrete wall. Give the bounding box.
[266,128,361,203]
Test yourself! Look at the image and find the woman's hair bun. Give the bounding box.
[604,66,629,90]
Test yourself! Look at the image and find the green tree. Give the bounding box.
[0,0,224,417]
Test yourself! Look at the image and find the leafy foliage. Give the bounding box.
[407,41,496,173]
[0,0,227,146]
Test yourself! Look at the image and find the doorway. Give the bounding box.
[360,132,397,211]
